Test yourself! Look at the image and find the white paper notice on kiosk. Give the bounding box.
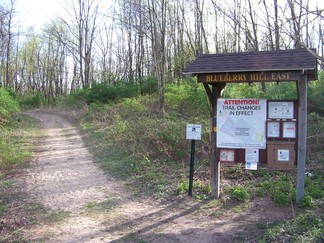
[186,124,202,140]
[217,99,267,149]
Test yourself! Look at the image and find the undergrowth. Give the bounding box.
[0,113,73,242]
[0,114,34,172]
[78,81,211,199]
[57,79,324,241]
[260,211,324,242]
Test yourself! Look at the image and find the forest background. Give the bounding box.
[0,0,324,108]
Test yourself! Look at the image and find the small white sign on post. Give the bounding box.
[186,124,202,140]
[245,148,259,170]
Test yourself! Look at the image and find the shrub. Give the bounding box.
[308,71,324,115]
[0,88,19,120]
[301,195,315,208]
[140,76,158,95]
[165,82,208,118]
[86,82,138,104]
[0,114,31,171]
[177,180,189,195]
[19,92,45,109]
[231,186,250,202]
[262,212,324,242]
[177,179,211,199]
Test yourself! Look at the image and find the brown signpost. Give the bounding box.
[183,48,318,203]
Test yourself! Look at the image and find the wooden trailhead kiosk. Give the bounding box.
[183,49,318,203]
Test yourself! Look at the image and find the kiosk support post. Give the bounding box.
[210,84,223,198]
[296,75,307,204]
[188,140,196,196]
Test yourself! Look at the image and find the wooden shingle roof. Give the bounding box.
[183,49,318,80]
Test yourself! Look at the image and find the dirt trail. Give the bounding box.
[21,111,292,242]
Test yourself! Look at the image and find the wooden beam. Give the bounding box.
[203,83,215,107]
[210,84,224,198]
[296,75,307,204]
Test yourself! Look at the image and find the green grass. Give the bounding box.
[83,196,120,214]
[260,212,324,242]
[59,81,324,241]
[82,125,178,199]
[0,113,72,242]
[0,114,38,219]
[0,114,38,172]
[24,203,70,224]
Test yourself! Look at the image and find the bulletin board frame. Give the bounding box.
[219,149,235,162]
[282,121,297,139]
[266,120,281,138]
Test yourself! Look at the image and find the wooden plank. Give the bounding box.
[203,83,215,107]
[296,75,307,204]
[210,84,224,198]
[198,71,301,83]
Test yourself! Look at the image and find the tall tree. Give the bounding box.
[148,0,168,112]
[56,0,100,89]
[288,0,303,48]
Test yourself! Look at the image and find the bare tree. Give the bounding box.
[288,0,303,48]
[148,0,168,112]
[0,0,16,88]
[54,0,100,89]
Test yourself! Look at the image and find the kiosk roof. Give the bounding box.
[183,49,318,80]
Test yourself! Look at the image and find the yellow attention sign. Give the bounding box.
[200,72,297,83]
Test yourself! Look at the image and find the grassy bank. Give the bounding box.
[54,81,323,242]
[1,77,322,241]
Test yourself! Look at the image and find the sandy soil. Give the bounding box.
[20,111,294,242]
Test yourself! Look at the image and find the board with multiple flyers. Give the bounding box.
[217,99,297,168]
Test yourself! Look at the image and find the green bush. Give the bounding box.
[224,80,298,100]
[309,71,324,115]
[262,212,324,242]
[0,88,19,119]
[264,82,298,100]
[177,180,189,194]
[224,83,264,98]
[165,82,208,118]
[19,92,45,108]
[304,171,324,199]
[140,76,158,95]
[231,186,250,202]
[301,195,315,208]
[69,88,90,104]
[86,82,138,104]
[0,115,31,171]
[177,179,211,199]
[268,176,294,206]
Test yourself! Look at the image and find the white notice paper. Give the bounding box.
[278,149,290,161]
[186,124,202,140]
[245,148,259,162]
[268,102,294,119]
[245,161,258,170]
[217,99,267,149]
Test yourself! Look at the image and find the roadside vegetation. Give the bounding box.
[55,74,323,241]
[0,89,69,241]
[0,73,324,241]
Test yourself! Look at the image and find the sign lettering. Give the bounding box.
[217,99,267,149]
[199,71,300,83]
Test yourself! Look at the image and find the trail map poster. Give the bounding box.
[217,99,267,149]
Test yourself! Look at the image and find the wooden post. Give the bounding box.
[210,85,219,197]
[210,84,224,198]
[296,75,307,204]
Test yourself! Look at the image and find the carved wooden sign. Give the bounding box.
[198,71,301,83]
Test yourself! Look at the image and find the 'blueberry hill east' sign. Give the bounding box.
[198,71,300,83]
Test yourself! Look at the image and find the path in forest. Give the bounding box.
[21,111,293,242]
